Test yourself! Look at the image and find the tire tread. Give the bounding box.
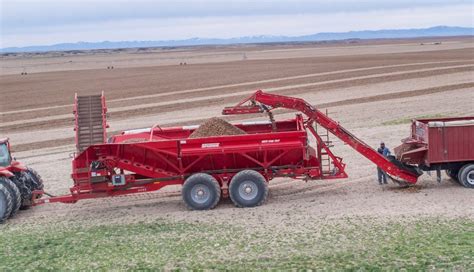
[182,173,221,210]
[458,163,474,189]
[229,170,268,208]
[0,177,21,218]
[0,182,13,224]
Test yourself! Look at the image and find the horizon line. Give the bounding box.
[2,25,473,53]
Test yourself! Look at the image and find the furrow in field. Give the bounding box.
[2,63,472,131]
[10,82,473,152]
[2,40,472,76]
[1,60,472,117]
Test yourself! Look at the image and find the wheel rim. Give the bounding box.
[238,180,258,201]
[467,170,474,185]
[190,184,211,204]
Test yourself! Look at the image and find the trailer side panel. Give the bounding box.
[427,121,474,164]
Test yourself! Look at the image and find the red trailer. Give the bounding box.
[30,90,421,210]
[395,117,474,188]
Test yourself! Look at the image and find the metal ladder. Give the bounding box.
[317,109,334,175]
[74,93,108,153]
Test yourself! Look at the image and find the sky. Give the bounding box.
[1,0,473,48]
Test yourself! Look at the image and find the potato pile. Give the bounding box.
[189,117,246,138]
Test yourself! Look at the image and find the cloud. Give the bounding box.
[3,0,472,28]
[1,1,473,47]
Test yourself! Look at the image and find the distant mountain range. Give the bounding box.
[2,26,473,53]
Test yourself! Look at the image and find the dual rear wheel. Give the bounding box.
[0,176,22,223]
[182,170,268,210]
[446,164,474,188]
[0,168,44,223]
[0,181,13,223]
[13,167,44,209]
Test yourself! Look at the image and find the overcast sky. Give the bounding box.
[1,0,473,48]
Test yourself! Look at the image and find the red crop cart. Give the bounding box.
[395,116,474,188]
[32,90,421,211]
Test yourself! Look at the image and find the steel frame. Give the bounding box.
[33,90,421,206]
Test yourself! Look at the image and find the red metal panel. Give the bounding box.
[68,117,324,197]
[427,121,474,164]
[397,117,474,166]
[427,126,442,163]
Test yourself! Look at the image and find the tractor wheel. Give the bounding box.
[458,164,474,189]
[13,171,34,209]
[445,169,459,182]
[0,182,13,224]
[229,170,268,208]
[12,167,44,210]
[26,167,44,198]
[182,173,221,210]
[0,177,21,218]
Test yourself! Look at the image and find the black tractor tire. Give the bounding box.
[12,167,44,210]
[0,177,21,218]
[446,169,460,182]
[12,171,33,209]
[458,164,474,189]
[0,182,13,224]
[182,173,221,210]
[26,167,44,198]
[229,170,268,208]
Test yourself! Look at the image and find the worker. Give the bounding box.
[377,142,391,184]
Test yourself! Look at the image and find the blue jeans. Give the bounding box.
[377,167,387,184]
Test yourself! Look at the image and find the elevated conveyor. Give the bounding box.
[223,90,421,183]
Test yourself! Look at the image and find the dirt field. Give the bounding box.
[1,37,473,269]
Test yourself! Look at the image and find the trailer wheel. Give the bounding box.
[458,164,474,189]
[182,173,221,210]
[229,170,268,208]
[445,169,459,182]
[0,182,13,224]
[0,177,21,218]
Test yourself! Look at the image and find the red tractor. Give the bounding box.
[0,138,44,223]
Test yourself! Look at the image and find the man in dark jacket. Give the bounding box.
[377,142,391,184]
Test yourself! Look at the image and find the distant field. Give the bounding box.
[1,36,472,75]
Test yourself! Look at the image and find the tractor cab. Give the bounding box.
[0,138,12,168]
